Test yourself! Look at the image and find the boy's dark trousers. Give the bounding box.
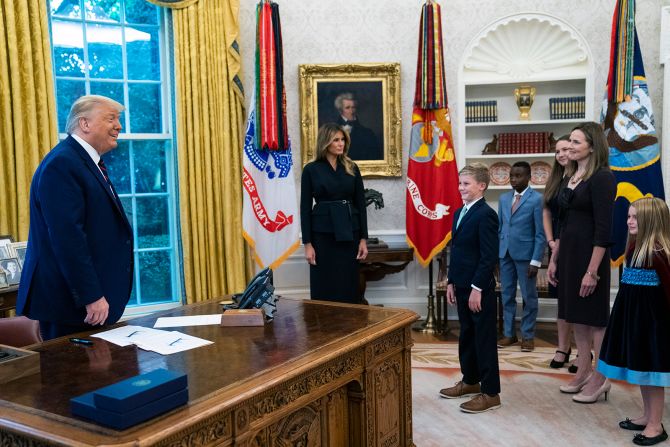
[455,285,501,395]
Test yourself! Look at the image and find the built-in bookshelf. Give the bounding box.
[457,12,595,200]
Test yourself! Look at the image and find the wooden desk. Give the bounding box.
[359,245,414,300]
[0,298,418,446]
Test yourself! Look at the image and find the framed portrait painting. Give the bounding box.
[299,63,402,177]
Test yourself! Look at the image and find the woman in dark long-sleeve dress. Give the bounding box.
[543,135,574,369]
[300,123,368,303]
[547,122,616,403]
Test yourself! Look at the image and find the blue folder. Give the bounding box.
[92,368,187,412]
[71,388,188,430]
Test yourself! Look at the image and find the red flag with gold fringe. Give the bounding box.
[405,1,461,266]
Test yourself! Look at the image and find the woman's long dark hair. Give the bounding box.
[544,134,570,205]
[564,121,610,181]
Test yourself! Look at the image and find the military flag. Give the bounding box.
[406,1,461,266]
[242,1,299,268]
[601,0,664,266]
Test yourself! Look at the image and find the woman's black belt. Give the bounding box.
[317,200,350,205]
[313,200,355,241]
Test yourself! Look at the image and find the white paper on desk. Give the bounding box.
[134,331,213,355]
[91,325,169,347]
[153,314,222,328]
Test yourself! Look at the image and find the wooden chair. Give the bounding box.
[0,316,42,347]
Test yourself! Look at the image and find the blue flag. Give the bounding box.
[601,1,664,266]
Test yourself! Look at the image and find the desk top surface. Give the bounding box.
[0,298,416,444]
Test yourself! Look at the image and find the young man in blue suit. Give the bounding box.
[18,95,133,340]
[497,162,546,352]
[440,163,501,413]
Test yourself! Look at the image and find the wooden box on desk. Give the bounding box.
[220,308,265,326]
[0,344,40,384]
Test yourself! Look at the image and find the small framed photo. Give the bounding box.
[0,258,21,286]
[0,235,14,260]
[0,271,7,289]
[8,242,27,268]
[299,62,402,177]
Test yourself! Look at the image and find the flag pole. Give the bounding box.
[407,0,458,335]
[412,259,440,333]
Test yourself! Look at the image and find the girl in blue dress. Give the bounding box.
[598,197,670,446]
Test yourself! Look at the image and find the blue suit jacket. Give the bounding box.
[498,187,546,262]
[17,136,134,326]
[448,198,499,290]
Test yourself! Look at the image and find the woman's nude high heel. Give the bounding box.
[559,373,592,394]
[572,380,611,403]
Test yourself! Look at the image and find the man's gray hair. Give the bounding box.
[65,95,125,134]
[334,92,356,112]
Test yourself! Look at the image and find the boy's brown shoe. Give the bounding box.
[496,335,518,348]
[439,381,481,399]
[459,393,502,413]
[521,338,535,352]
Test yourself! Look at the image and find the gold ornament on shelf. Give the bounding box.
[514,85,536,120]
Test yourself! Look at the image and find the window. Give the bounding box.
[48,0,182,311]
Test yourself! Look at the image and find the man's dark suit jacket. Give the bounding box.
[17,135,134,326]
[448,198,499,291]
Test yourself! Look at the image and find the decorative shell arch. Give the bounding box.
[461,12,593,81]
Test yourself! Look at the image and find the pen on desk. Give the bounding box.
[69,338,94,346]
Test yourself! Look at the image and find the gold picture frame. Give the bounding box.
[298,63,402,177]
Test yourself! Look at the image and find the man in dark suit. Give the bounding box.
[334,92,382,160]
[497,162,546,352]
[440,162,501,413]
[18,95,134,340]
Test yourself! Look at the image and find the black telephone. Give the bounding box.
[235,267,275,309]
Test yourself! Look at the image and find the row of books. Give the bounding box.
[549,96,586,120]
[465,96,586,122]
[494,132,553,154]
[465,100,498,122]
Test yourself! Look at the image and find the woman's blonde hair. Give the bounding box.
[565,122,610,181]
[314,123,356,176]
[544,134,570,205]
[627,197,670,268]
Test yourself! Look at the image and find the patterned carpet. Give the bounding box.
[411,343,668,447]
[413,343,570,374]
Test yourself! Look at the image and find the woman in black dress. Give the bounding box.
[300,123,368,303]
[543,135,573,369]
[547,122,616,402]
